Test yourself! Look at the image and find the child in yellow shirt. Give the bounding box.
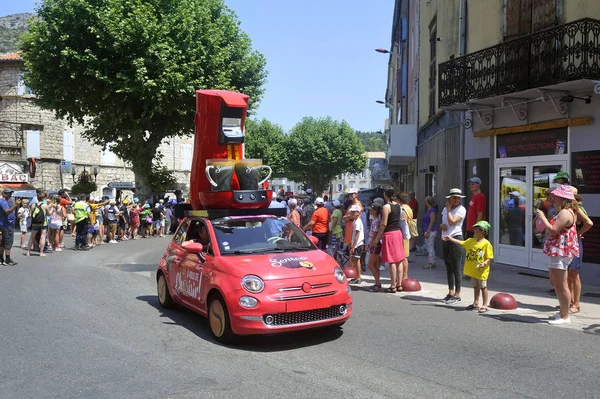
[442,221,494,313]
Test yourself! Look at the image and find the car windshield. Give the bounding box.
[210,216,314,254]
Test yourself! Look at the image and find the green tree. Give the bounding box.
[20,0,267,196]
[356,131,387,152]
[286,117,366,195]
[244,118,288,177]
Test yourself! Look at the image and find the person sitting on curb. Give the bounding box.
[442,221,494,313]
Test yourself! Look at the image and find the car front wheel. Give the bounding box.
[157,273,174,309]
[208,295,235,344]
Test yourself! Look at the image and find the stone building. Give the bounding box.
[0,52,194,200]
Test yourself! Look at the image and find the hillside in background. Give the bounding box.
[0,13,34,54]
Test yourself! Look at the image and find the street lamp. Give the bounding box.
[71,166,77,182]
[92,166,99,182]
[375,48,400,58]
[376,100,394,107]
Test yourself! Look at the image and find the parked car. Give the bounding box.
[156,210,352,343]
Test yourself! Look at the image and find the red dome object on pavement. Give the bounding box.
[400,278,421,292]
[490,293,518,310]
[343,267,357,279]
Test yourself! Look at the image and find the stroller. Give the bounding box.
[328,235,350,269]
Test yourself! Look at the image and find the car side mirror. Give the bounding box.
[185,242,206,263]
[308,236,319,246]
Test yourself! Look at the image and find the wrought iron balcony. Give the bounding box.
[439,18,600,107]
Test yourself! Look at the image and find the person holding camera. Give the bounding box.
[0,188,21,266]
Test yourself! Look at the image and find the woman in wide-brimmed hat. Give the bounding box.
[440,188,467,304]
[535,184,579,325]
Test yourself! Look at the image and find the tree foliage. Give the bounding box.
[20,0,267,195]
[356,131,387,152]
[243,118,288,177]
[285,117,366,195]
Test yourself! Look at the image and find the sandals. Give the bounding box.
[569,305,580,314]
[478,307,489,313]
[385,286,397,293]
[369,284,382,292]
[465,304,480,310]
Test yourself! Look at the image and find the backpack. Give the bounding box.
[31,204,45,225]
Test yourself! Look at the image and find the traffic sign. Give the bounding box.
[107,181,134,189]
[60,161,72,174]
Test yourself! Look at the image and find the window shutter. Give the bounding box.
[17,73,25,96]
[63,130,74,161]
[181,144,192,170]
[26,130,41,158]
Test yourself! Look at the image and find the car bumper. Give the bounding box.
[227,290,353,335]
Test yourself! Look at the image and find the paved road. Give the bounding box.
[1,238,598,399]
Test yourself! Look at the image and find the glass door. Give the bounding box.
[495,160,567,270]
[529,162,566,270]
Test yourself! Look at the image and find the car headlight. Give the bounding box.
[334,267,345,283]
[239,296,258,308]
[241,275,264,293]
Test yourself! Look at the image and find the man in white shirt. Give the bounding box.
[348,204,365,285]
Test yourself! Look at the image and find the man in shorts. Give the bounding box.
[0,188,21,266]
[348,204,365,285]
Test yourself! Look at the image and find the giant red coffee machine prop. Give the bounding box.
[189,89,273,210]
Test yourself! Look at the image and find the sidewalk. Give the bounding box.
[354,249,600,334]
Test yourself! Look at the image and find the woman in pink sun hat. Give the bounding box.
[535,184,579,325]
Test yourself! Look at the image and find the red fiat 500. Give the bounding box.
[156,212,352,343]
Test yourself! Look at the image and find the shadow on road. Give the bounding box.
[479,313,548,324]
[136,295,345,352]
[516,301,557,313]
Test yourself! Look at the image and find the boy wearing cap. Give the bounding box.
[443,221,494,312]
[466,177,486,239]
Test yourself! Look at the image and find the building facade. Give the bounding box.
[385,0,600,284]
[0,53,194,200]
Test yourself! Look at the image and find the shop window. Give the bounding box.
[26,130,40,158]
[63,130,74,162]
[181,144,192,170]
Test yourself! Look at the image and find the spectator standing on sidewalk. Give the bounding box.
[152,203,164,237]
[408,191,419,251]
[57,189,72,248]
[0,188,21,265]
[440,188,467,304]
[348,205,365,284]
[422,196,438,269]
[286,198,301,228]
[48,195,66,251]
[567,191,593,315]
[301,197,315,235]
[343,188,362,248]
[119,199,130,240]
[129,199,141,239]
[17,199,30,249]
[26,191,47,257]
[535,185,579,325]
[105,200,120,243]
[399,192,413,280]
[303,197,329,250]
[465,177,486,239]
[443,221,494,312]
[373,188,405,293]
[73,194,92,251]
[366,203,383,291]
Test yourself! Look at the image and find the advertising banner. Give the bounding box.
[496,128,567,158]
[571,150,600,194]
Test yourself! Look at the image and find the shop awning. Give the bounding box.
[0,182,37,198]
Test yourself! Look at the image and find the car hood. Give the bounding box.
[218,250,339,280]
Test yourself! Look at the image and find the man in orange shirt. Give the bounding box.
[304,197,329,250]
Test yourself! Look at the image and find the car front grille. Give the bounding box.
[264,305,346,326]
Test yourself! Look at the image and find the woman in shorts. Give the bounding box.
[48,196,66,251]
[535,185,579,325]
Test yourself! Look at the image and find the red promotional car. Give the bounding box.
[156,210,352,343]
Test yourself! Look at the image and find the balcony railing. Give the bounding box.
[439,18,600,107]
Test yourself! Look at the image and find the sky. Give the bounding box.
[1,0,394,133]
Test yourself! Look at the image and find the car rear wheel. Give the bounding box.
[157,273,174,309]
[208,295,235,344]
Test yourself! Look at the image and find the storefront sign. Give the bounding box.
[583,217,600,264]
[496,128,567,158]
[0,163,29,183]
[571,150,600,194]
